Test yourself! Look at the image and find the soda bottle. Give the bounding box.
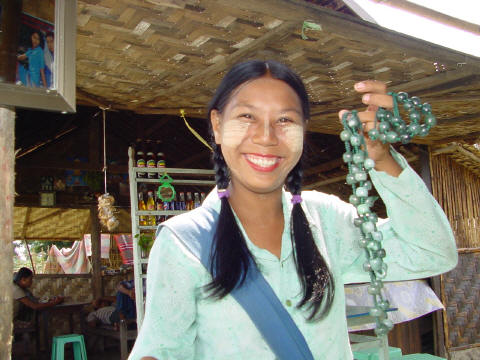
[136,150,146,178]
[186,192,194,210]
[200,192,206,204]
[138,192,147,226]
[146,191,156,226]
[194,192,201,208]
[146,151,157,179]
[178,192,186,210]
[156,140,166,169]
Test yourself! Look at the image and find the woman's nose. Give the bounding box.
[251,119,278,146]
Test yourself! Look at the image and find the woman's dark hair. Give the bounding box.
[206,60,335,320]
[14,267,33,284]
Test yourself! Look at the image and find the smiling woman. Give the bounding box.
[128,60,457,360]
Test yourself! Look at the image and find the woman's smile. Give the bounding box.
[244,153,282,172]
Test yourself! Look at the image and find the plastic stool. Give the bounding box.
[353,346,403,359]
[51,334,87,360]
[400,355,446,359]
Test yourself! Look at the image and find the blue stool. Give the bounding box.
[51,334,87,360]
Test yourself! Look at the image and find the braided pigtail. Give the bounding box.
[286,161,335,320]
[205,143,254,298]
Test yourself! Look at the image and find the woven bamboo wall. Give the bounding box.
[430,152,480,353]
[430,153,480,249]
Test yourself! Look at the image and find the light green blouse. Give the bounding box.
[129,152,457,360]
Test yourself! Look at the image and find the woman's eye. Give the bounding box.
[278,117,293,124]
[239,114,253,120]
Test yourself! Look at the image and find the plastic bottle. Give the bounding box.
[146,191,156,226]
[194,192,201,208]
[200,192,206,204]
[156,140,166,169]
[178,192,186,210]
[136,150,146,178]
[186,192,194,210]
[138,192,147,225]
[156,192,164,224]
[146,151,156,179]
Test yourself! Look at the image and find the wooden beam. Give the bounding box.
[139,20,298,106]
[304,157,344,176]
[15,126,78,159]
[90,206,102,299]
[175,150,212,168]
[437,112,480,126]
[429,131,480,145]
[16,161,128,174]
[375,0,480,36]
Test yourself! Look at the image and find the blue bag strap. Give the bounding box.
[159,206,314,360]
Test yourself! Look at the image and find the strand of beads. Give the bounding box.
[339,92,436,336]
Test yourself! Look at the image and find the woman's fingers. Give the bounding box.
[361,93,393,109]
[354,80,387,94]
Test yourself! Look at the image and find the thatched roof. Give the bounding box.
[75,0,480,147]
[13,206,132,241]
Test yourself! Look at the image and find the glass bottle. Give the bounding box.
[138,192,147,226]
[146,191,156,226]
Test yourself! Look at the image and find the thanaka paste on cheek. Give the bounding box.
[221,119,250,147]
[279,123,304,153]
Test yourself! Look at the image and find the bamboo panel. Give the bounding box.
[441,252,480,350]
[430,153,480,248]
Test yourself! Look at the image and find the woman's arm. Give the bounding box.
[128,227,201,360]
[18,295,61,310]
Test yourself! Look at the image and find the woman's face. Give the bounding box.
[46,35,54,53]
[211,76,305,195]
[31,33,40,48]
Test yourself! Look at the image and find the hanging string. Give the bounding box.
[180,109,213,152]
[101,106,110,194]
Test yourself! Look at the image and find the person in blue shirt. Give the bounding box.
[17,31,46,88]
[44,31,54,89]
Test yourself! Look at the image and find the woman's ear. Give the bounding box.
[210,110,222,145]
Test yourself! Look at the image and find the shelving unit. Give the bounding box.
[127,146,215,327]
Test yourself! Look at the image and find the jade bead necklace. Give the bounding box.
[340,91,436,336]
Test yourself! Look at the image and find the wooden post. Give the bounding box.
[90,206,103,299]
[421,145,446,357]
[0,106,15,359]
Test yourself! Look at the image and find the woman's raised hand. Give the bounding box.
[339,80,402,177]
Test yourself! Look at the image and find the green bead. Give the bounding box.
[364,158,375,170]
[411,96,421,107]
[391,116,402,126]
[375,325,389,336]
[359,238,368,248]
[343,152,353,163]
[362,221,375,233]
[348,116,360,128]
[368,128,379,140]
[349,194,360,205]
[367,240,380,251]
[350,135,361,146]
[351,165,361,174]
[369,306,384,317]
[375,263,388,279]
[367,284,381,295]
[382,318,394,330]
[407,123,420,135]
[395,122,407,132]
[355,187,368,198]
[403,101,413,111]
[354,171,367,182]
[354,218,363,227]
[378,133,387,143]
[376,108,386,120]
[400,133,411,144]
[409,111,421,122]
[422,103,432,112]
[364,181,373,191]
[372,231,383,241]
[386,131,398,143]
[346,174,356,184]
[425,113,436,126]
[370,258,383,271]
[357,203,370,215]
[378,122,390,132]
[376,248,386,258]
[340,130,351,141]
[365,196,377,207]
[363,261,372,272]
[378,299,390,311]
[353,152,365,164]
[397,92,408,102]
[419,125,429,137]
